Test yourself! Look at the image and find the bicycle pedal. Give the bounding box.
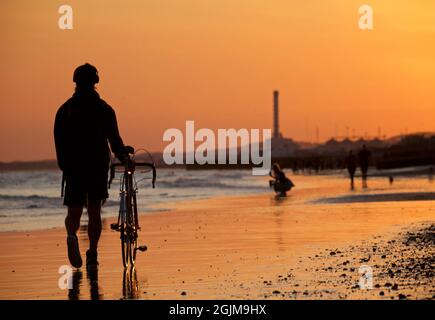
[137,245,147,252]
[110,223,120,231]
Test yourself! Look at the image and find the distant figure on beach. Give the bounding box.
[54,63,133,269]
[358,145,371,188]
[269,163,294,197]
[346,150,357,189]
[389,176,394,185]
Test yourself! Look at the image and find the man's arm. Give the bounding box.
[106,106,130,161]
[54,106,67,171]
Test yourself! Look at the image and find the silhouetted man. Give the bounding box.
[358,145,371,188]
[54,63,133,268]
[346,150,357,189]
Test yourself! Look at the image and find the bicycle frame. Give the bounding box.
[109,155,156,268]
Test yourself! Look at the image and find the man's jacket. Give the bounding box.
[54,90,126,175]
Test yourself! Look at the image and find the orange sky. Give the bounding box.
[0,0,434,161]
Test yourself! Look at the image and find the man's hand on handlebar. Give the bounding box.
[124,145,134,155]
[115,145,135,164]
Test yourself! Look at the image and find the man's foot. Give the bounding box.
[86,250,99,268]
[67,234,82,268]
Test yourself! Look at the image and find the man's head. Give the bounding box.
[73,63,99,89]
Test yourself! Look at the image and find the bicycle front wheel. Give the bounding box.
[120,222,129,268]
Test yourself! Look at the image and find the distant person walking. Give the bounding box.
[358,145,371,188]
[346,150,357,189]
[54,63,133,269]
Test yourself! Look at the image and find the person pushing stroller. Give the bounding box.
[269,163,294,197]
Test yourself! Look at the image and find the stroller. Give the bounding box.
[269,163,295,197]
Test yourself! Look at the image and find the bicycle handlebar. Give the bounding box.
[108,159,156,189]
[135,162,157,188]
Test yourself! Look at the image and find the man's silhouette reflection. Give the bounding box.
[87,265,102,300]
[67,267,102,300]
[68,270,82,300]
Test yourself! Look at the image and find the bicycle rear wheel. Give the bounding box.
[128,192,138,266]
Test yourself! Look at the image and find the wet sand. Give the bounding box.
[0,176,434,299]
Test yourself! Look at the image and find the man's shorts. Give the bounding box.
[63,171,109,207]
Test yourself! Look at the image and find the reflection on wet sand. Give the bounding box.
[122,267,140,299]
[68,270,82,300]
[87,266,102,300]
[68,267,102,300]
[67,266,141,300]
[271,196,288,251]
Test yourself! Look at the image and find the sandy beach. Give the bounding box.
[0,175,434,300]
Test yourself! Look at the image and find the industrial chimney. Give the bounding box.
[273,90,280,139]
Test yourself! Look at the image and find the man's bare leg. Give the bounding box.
[65,206,83,235]
[87,200,102,253]
[65,206,83,268]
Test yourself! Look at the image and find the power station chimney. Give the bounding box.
[273,90,280,139]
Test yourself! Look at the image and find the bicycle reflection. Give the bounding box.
[122,266,140,299]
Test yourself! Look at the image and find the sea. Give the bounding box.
[0,167,433,232]
[0,169,269,232]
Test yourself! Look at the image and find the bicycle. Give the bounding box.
[108,152,156,268]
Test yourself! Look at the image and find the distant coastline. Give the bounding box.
[0,160,59,172]
[0,155,175,172]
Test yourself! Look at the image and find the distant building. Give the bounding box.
[268,90,401,160]
[270,90,299,158]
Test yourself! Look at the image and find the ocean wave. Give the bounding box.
[0,194,51,201]
[157,177,262,190]
[208,171,247,180]
[0,194,118,210]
